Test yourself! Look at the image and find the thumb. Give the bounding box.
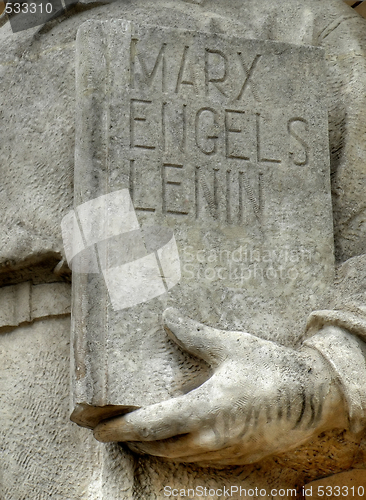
[163,308,231,366]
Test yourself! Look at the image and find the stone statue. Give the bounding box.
[95,308,347,466]
[1,0,366,497]
[83,0,366,470]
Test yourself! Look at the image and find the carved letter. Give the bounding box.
[176,46,197,95]
[195,107,219,156]
[162,102,187,154]
[288,118,309,166]
[130,99,155,150]
[195,166,219,219]
[236,53,261,101]
[225,109,250,160]
[205,48,228,97]
[162,163,188,215]
[129,159,156,212]
[256,113,281,164]
[239,171,262,225]
[130,40,166,91]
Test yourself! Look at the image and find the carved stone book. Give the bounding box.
[70,19,334,428]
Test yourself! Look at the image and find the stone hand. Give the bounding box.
[94,308,347,466]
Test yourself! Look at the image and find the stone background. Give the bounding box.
[1,0,366,498]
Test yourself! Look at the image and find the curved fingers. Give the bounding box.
[94,381,216,443]
[163,308,235,366]
[127,429,235,460]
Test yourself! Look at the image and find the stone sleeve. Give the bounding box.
[317,8,366,262]
[306,4,366,433]
[303,254,366,433]
[306,255,366,341]
[303,326,366,433]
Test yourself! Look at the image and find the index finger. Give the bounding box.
[163,307,231,366]
[94,381,215,443]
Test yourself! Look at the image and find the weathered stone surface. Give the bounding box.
[0,316,102,498]
[70,19,334,426]
[0,0,365,280]
[0,282,31,328]
[0,281,71,329]
[1,0,366,498]
[0,282,135,500]
[307,469,366,499]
